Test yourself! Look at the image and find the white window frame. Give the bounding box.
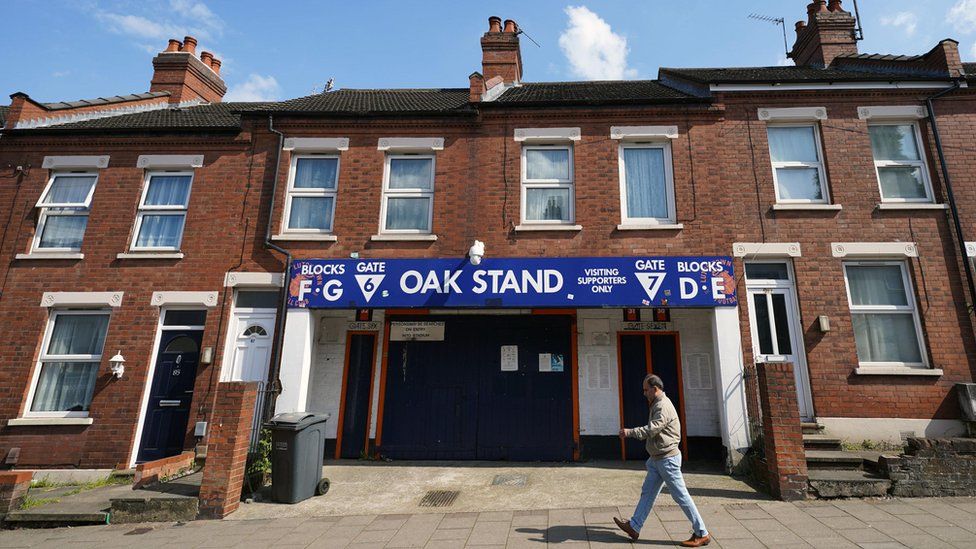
[618,141,676,225]
[281,154,340,235]
[23,309,110,418]
[521,144,575,225]
[767,123,830,204]
[130,170,194,252]
[843,261,928,369]
[379,153,435,234]
[868,122,934,204]
[32,171,99,253]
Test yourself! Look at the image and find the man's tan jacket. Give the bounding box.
[628,392,681,459]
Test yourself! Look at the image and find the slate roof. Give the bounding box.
[490,80,700,105]
[660,66,951,84]
[31,103,245,131]
[43,92,170,110]
[257,89,475,114]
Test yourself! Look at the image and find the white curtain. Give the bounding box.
[852,314,922,363]
[847,265,907,306]
[878,167,925,199]
[869,125,919,161]
[44,176,96,205]
[624,148,667,219]
[39,215,88,249]
[386,197,430,230]
[288,196,333,230]
[767,126,819,162]
[526,150,570,180]
[136,214,185,248]
[389,158,433,189]
[295,158,338,189]
[32,314,108,412]
[526,188,569,221]
[144,175,191,206]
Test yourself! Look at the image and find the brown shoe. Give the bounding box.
[612,517,639,541]
[680,533,711,547]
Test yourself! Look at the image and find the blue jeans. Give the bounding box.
[630,453,708,537]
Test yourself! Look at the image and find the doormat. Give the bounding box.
[419,490,460,507]
[491,474,528,487]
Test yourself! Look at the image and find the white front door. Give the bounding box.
[223,310,277,383]
[745,262,815,420]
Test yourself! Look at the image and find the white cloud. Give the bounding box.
[96,12,184,40]
[225,74,281,102]
[169,0,223,35]
[558,6,637,80]
[949,0,976,34]
[881,11,918,37]
[95,0,223,48]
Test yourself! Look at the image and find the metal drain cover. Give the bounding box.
[491,474,527,486]
[419,490,460,507]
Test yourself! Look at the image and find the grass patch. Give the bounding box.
[840,439,904,453]
[60,475,130,497]
[29,478,71,489]
[19,495,60,510]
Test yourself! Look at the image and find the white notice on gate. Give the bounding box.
[501,345,518,372]
[390,321,445,341]
[538,353,552,372]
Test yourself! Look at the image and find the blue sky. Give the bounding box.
[3,0,976,103]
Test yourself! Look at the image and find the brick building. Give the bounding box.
[1,0,975,471]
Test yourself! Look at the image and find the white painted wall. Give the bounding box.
[672,309,721,437]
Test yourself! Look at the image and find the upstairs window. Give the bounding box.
[869,123,933,203]
[844,262,926,368]
[132,172,193,251]
[380,155,434,233]
[283,156,339,233]
[767,125,828,203]
[618,143,675,225]
[33,173,98,252]
[522,145,574,223]
[29,310,110,415]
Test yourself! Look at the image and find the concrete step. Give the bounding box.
[805,450,865,470]
[802,434,843,451]
[807,469,892,498]
[801,422,824,435]
[4,509,108,527]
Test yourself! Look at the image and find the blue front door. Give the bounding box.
[137,329,203,463]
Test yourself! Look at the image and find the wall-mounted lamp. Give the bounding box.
[108,351,126,379]
[468,240,485,266]
[818,315,831,333]
[201,346,214,365]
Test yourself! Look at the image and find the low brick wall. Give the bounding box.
[198,381,258,519]
[883,438,976,497]
[0,471,33,515]
[133,451,196,489]
[757,362,808,501]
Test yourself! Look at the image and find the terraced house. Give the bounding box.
[1,1,975,480]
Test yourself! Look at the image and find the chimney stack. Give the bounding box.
[480,15,523,85]
[149,36,226,104]
[789,0,858,67]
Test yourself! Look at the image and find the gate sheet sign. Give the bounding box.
[288,257,736,309]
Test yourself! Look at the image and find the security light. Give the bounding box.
[469,240,485,266]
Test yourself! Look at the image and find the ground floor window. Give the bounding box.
[843,262,925,368]
[29,310,110,414]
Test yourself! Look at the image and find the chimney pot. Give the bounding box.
[795,20,806,32]
[504,19,517,33]
[827,0,844,12]
[814,0,828,12]
[182,36,197,54]
[211,58,221,74]
[488,16,502,33]
[165,39,181,53]
[200,51,214,67]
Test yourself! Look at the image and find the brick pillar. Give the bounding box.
[757,362,808,501]
[742,362,762,444]
[198,381,258,519]
[0,471,33,514]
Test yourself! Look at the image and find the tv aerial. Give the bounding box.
[748,13,789,58]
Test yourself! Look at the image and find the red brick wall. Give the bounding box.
[757,362,808,501]
[198,381,257,519]
[133,450,195,488]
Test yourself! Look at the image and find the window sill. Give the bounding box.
[772,203,843,211]
[514,224,583,232]
[854,367,943,377]
[7,417,93,426]
[15,253,83,260]
[116,252,184,260]
[272,234,338,242]
[876,203,949,211]
[616,223,684,231]
[370,234,438,242]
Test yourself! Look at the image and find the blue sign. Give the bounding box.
[288,256,736,309]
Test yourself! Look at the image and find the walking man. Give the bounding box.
[614,374,710,547]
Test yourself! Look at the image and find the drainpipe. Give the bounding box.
[924,82,976,314]
[264,114,292,418]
